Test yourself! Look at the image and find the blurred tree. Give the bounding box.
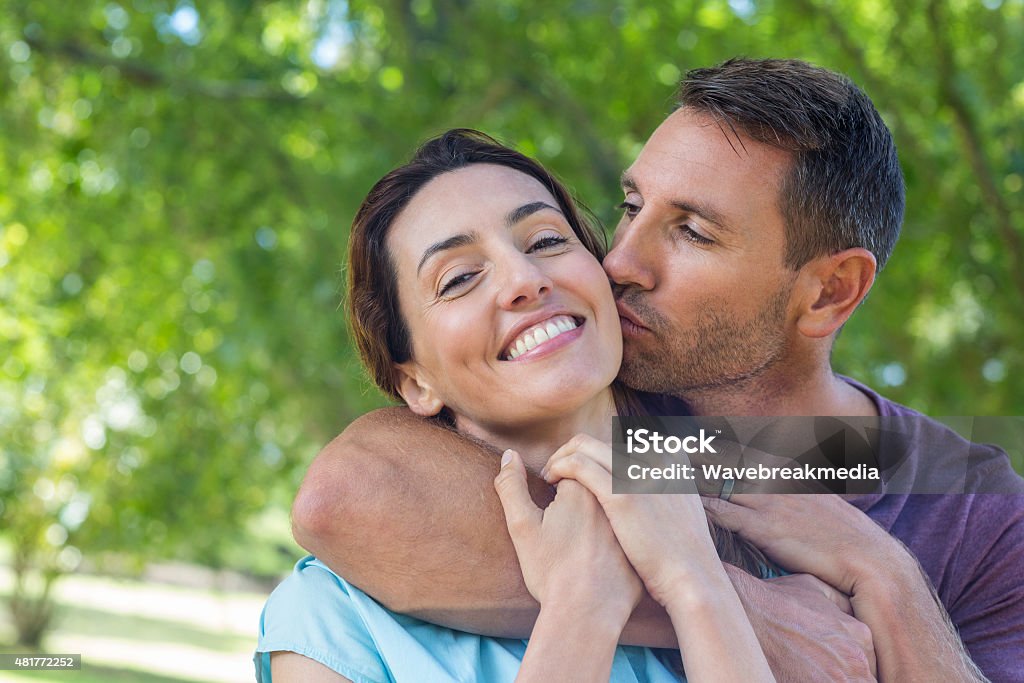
[0,0,1020,646]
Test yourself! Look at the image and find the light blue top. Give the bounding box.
[254,555,683,682]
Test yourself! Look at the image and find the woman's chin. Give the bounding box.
[506,372,616,416]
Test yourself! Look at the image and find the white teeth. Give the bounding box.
[503,315,581,360]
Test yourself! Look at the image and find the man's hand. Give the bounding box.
[702,493,904,596]
[726,567,877,682]
[707,494,986,682]
[289,410,961,681]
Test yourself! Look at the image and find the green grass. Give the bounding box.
[0,567,271,683]
[55,603,252,653]
[0,647,193,683]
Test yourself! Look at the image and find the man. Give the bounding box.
[293,59,1024,681]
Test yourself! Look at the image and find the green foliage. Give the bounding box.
[0,0,1021,645]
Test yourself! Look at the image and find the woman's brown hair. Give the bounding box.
[346,128,774,577]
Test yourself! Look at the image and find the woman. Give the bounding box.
[255,129,774,682]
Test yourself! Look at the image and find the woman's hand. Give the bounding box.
[540,433,721,606]
[542,435,775,682]
[493,448,642,622]
[495,449,646,682]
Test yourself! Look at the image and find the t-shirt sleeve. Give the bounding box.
[255,556,390,683]
[948,493,1024,682]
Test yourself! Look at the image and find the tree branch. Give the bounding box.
[509,73,623,202]
[788,0,939,191]
[24,37,305,103]
[789,0,1024,302]
[925,0,1024,301]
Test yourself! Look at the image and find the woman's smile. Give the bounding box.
[500,314,583,361]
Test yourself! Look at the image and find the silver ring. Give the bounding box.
[719,478,736,502]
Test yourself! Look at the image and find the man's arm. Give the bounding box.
[704,494,988,682]
[292,407,556,635]
[292,408,875,679]
[294,410,677,643]
[852,552,987,682]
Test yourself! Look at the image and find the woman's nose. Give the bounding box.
[496,255,553,309]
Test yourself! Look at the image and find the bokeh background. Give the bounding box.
[1,0,1022,681]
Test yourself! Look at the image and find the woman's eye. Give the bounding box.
[617,201,640,218]
[680,225,713,246]
[438,271,477,296]
[526,235,569,253]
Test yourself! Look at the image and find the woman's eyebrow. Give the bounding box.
[417,232,478,276]
[505,201,561,227]
[416,202,561,276]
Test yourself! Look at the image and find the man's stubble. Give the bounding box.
[615,283,794,400]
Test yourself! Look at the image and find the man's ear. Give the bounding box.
[794,248,877,339]
[394,362,444,417]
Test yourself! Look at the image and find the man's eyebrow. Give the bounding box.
[669,199,732,233]
[505,201,562,227]
[620,172,638,192]
[417,232,478,275]
[620,172,731,233]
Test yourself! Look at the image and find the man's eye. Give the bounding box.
[438,271,477,296]
[617,201,640,218]
[526,235,569,253]
[680,226,713,246]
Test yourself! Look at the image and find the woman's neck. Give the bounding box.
[456,388,617,473]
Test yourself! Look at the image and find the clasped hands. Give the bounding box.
[494,433,882,682]
[495,433,719,619]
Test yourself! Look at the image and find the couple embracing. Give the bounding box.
[256,58,1024,682]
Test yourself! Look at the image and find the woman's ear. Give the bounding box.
[394,362,444,416]
[794,248,877,339]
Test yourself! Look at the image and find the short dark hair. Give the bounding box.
[347,128,608,401]
[677,58,905,270]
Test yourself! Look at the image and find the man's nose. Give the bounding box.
[604,220,655,291]
[496,254,553,308]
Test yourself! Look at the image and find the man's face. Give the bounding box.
[605,108,800,397]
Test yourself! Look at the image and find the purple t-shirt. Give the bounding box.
[846,378,1024,681]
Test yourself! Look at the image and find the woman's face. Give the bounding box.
[388,163,621,431]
